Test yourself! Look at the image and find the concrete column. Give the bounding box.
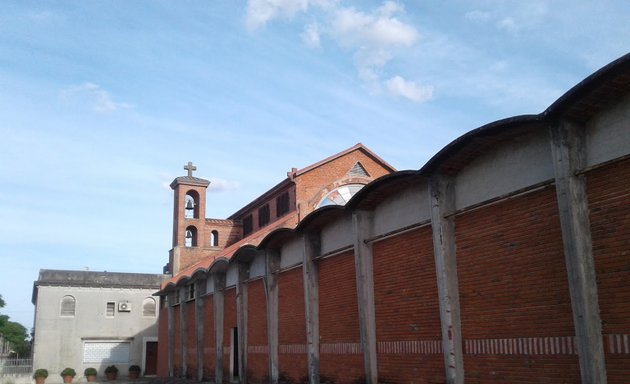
[236,262,249,383]
[167,293,175,377]
[180,288,188,377]
[195,279,205,381]
[303,232,321,384]
[264,250,281,384]
[550,121,607,383]
[352,211,378,384]
[214,273,226,384]
[429,175,464,384]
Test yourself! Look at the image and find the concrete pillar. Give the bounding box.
[195,279,205,381]
[179,287,188,377]
[352,211,378,384]
[214,273,226,384]
[303,232,321,384]
[236,262,249,383]
[167,293,175,377]
[264,250,281,384]
[429,175,464,384]
[550,121,607,383]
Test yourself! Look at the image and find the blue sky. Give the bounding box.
[1,0,628,331]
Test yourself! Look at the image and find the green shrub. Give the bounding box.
[60,368,76,378]
[84,368,97,377]
[105,365,118,374]
[33,369,49,379]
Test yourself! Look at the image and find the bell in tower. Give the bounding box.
[184,197,195,218]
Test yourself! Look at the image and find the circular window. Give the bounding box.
[317,184,365,208]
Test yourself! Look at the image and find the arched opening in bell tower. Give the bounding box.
[184,190,200,219]
[184,226,198,247]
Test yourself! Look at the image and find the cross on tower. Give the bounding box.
[184,161,197,177]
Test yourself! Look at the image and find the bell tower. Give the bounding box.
[167,161,210,275]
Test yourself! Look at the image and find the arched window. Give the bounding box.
[317,184,365,208]
[210,230,219,247]
[185,226,198,247]
[184,190,200,219]
[60,295,76,316]
[142,297,157,317]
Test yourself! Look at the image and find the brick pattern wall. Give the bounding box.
[157,305,169,377]
[247,278,269,383]
[455,186,579,383]
[203,219,241,249]
[373,227,444,383]
[587,158,630,383]
[185,300,196,376]
[229,185,296,236]
[318,251,364,383]
[173,304,182,376]
[202,294,215,380]
[295,150,392,216]
[278,266,307,382]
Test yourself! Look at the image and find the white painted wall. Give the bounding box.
[32,286,159,384]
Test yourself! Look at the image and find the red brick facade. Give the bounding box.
[588,158,630,382]
[157,55,630,384]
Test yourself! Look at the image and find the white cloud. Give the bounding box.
[385,76,434,103]
[245,0,427,103]
[208,177,240,192]
[497,17,519,33]
[245,0,337,30]
[61,82,133,113]
[330,3,417,48]
[301,22,321,48]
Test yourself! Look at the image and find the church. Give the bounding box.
[156,53,630,384]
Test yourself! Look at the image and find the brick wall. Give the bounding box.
[455,186,579,383]
[296,149,392,215]
[173,304,182,376]
[373,227,444,383]
[185,300,196,376]
[157,305,169,377]
[278,266,307,382]
[247,278,269,383]
[318,251,364,383]
[587,157,630,383]
[202,294,215,380]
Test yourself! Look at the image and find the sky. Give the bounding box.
[1,0,628,332]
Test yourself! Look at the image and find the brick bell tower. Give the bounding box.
[167,161,210,275]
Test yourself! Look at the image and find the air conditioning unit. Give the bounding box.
[118,302,132,312]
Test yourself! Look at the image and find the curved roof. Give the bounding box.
[159,53,630,292]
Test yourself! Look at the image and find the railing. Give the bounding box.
[0,358,33,375]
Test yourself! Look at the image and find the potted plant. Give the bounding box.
[128,365,141,379]
[84,368,97,382]
[60,368,76,384]
[33,369,48,384]
[104,365,118,381]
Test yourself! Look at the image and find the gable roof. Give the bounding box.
[228,143,395,220]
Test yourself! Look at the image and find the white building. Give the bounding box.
[31,270,166,383]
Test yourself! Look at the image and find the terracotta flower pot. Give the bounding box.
[106,373,117,381]
[35,377,46,384]
[62,375,73,384]
[86,375,97,382]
